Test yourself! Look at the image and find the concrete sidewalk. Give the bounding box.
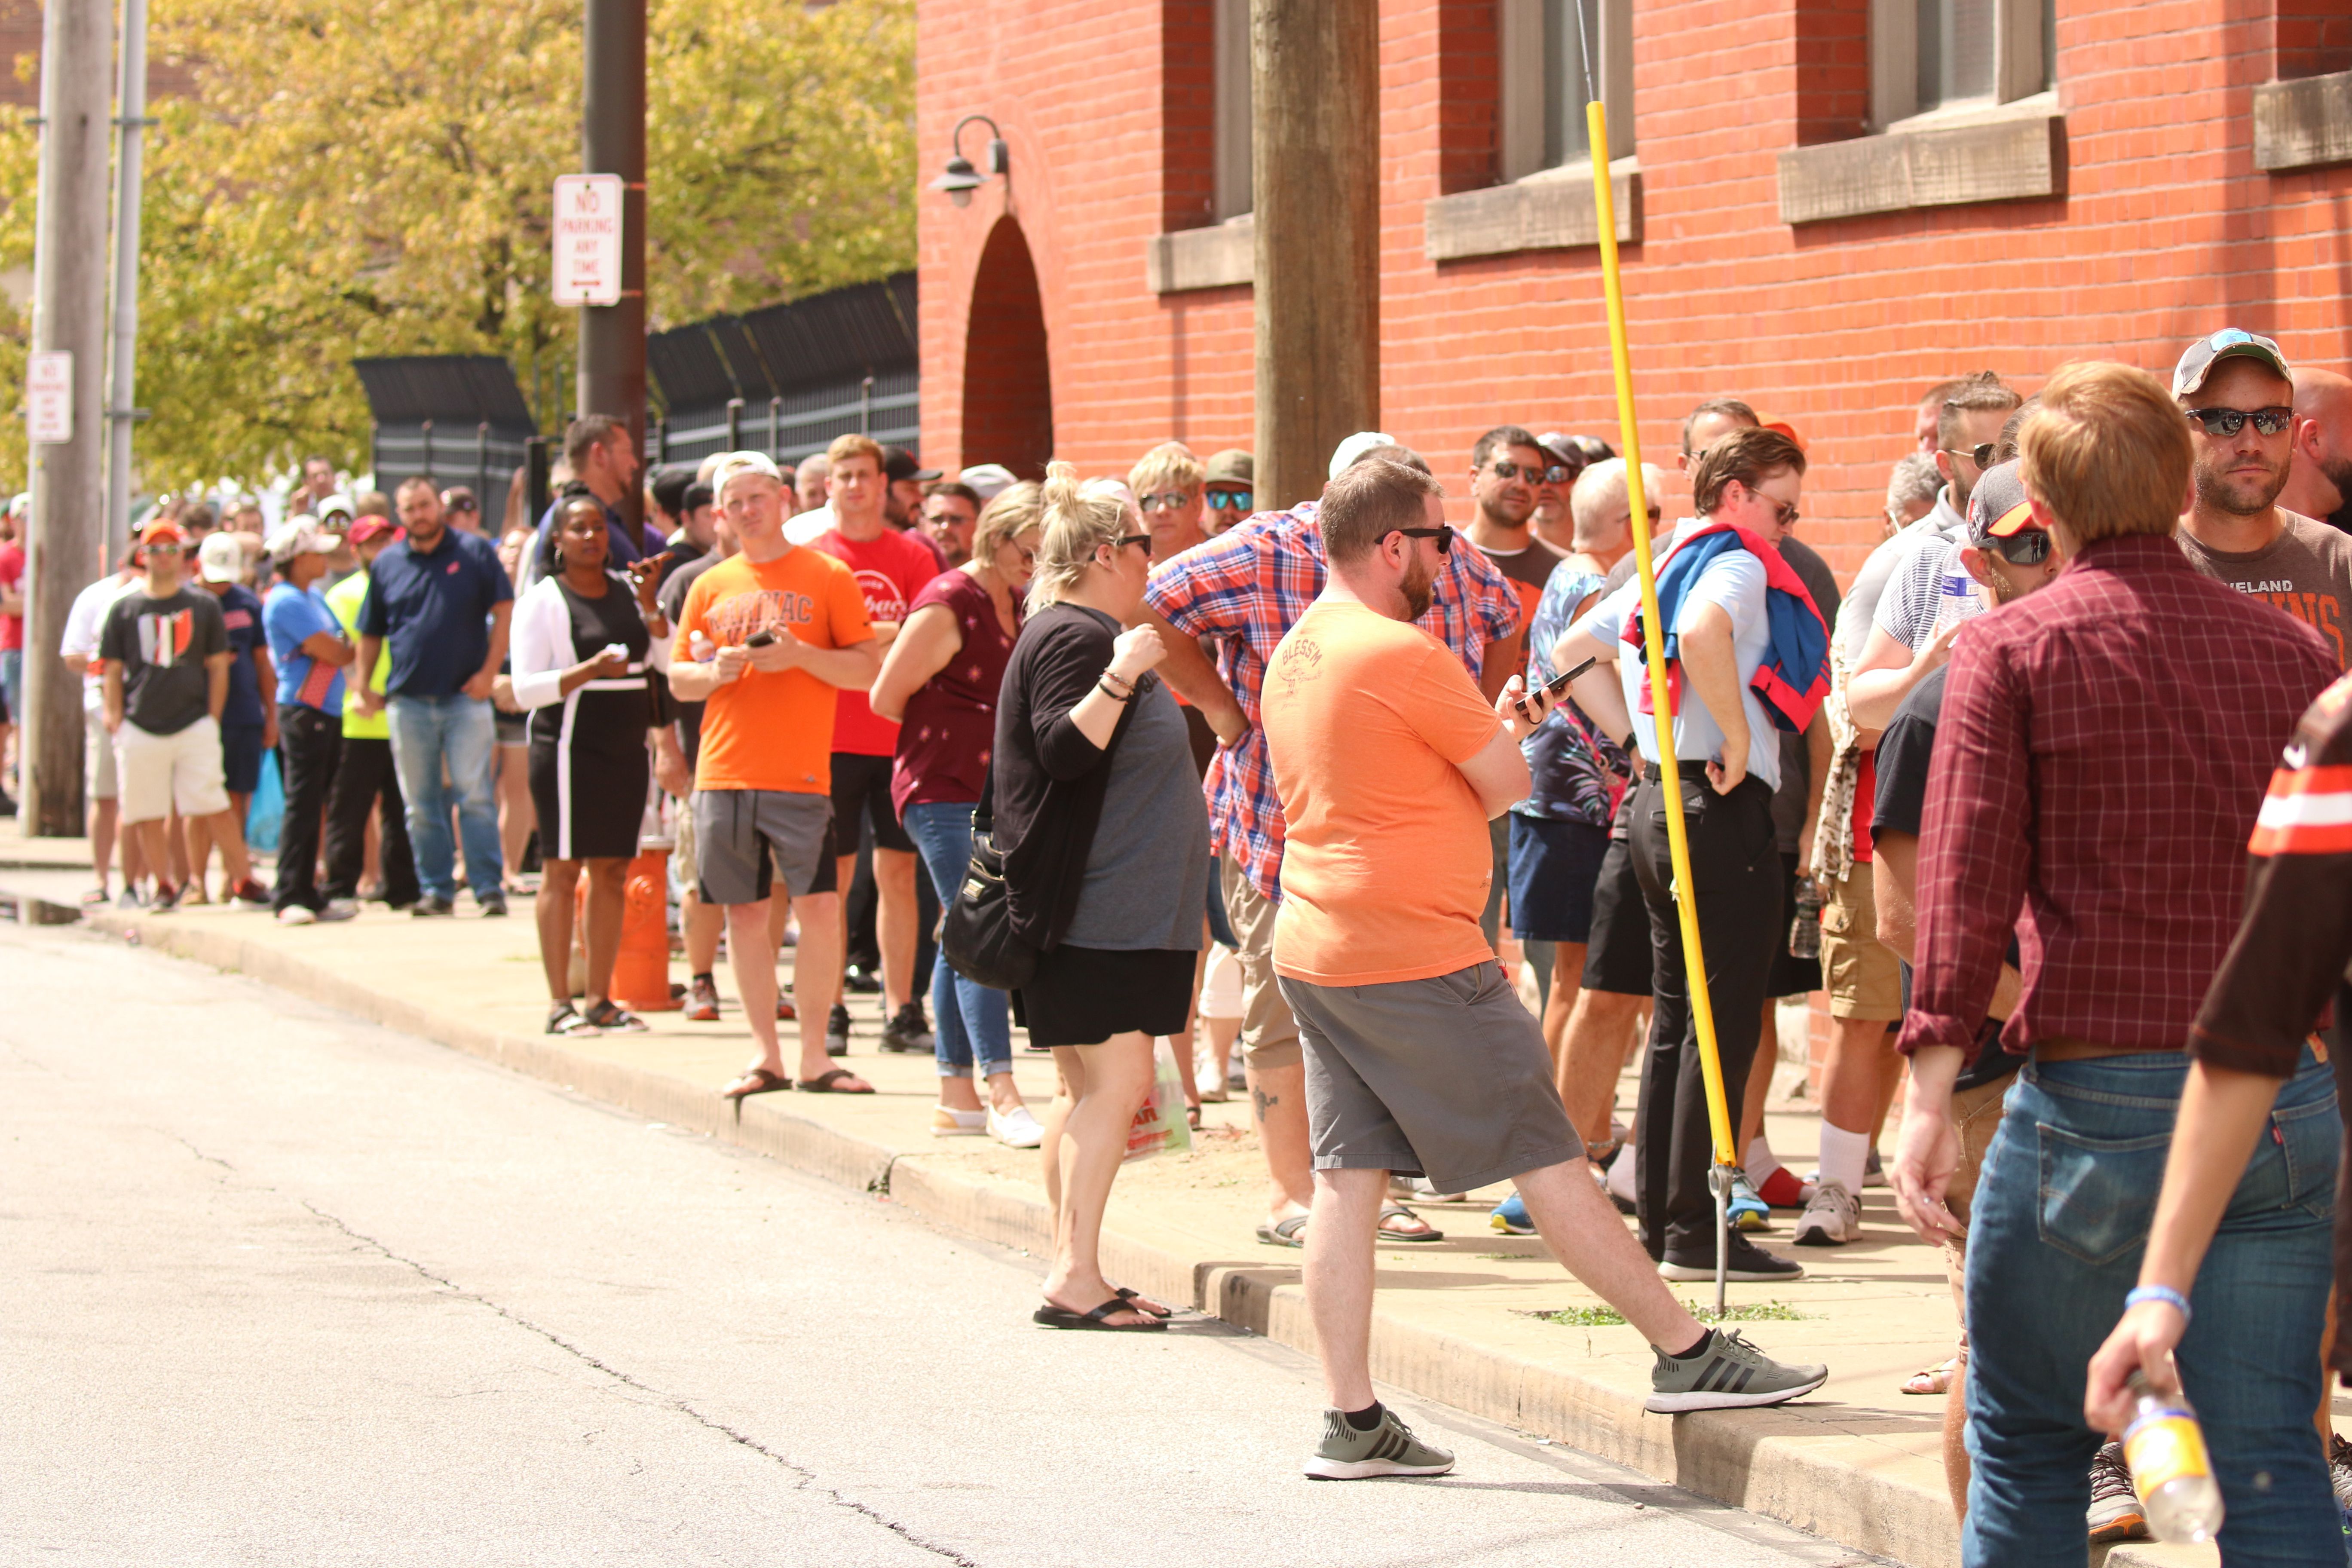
[2,820,2227,1568]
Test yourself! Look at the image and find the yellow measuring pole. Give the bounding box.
[1586,102,1736,1176]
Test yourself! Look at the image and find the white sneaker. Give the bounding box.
[931,1104,986,1138]
[989,1103,1045,1148]
[1792,1179,1861,1246]
[320,898,360,922]
[276,905,317,926]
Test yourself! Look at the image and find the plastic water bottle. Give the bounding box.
[2123,1369,2225,1544]
[1789,876,1822,960]
[1930,550,1982,637]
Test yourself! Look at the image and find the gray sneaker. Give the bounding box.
[2086,1439,2148,1543]
[1645,1328,1828,1414]
[1304,1406,1455,1480]
[1792,1179,1862,1246]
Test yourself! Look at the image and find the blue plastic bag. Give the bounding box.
[246,748,284,853]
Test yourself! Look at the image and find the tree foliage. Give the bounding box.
[0,0,913,493]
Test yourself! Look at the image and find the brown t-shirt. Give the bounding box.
[2179,508,2352,668]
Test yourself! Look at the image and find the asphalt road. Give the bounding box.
[0,923,1880,1567]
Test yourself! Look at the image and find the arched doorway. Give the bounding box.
[959,217,1053,479]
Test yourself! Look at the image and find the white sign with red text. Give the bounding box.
[27,349,70,444]
[551,174,624,307]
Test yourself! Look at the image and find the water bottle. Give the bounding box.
[1930,550,1983,637]
[2122,1369,2225,1544]
[1789,875,1822,960]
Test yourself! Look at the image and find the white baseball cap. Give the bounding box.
[710,450,784,500]
[197,530,247,583]
[264,514,340,564]
[1328,431,1399,479]
[958,463,1017,501]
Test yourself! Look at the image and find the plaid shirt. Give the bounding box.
[1901,534,2339,1058]
[1145,499,1520,901]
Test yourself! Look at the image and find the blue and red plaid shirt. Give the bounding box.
[1145,499,1522,901]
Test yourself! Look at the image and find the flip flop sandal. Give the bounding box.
[797,1068,874,1094]
[720,1067,790,1099]
[584,1001,649,1033]
[1902,1356,1959,1396]
[1186,1103,1203,1131]
[1255,1213,1311,1248]
[546,1004,603,1038]
[1376,1203,1446,1243]
[1114,1286,1175,1319]
[1033,1297,1167,1332]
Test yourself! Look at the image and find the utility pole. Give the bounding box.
[1250,0,1378,511]
[578,0,646,532]
[105,0,150,566]
[21,0,113,839]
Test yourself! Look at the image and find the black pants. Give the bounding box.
[272,705,342,913]
[1628,772,1781,1261]
[324,734,420,906]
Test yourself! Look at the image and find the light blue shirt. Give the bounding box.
[1571,540,1780,791]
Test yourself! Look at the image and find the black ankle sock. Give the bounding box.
[692,971,714,984]
[1672,1328,1715,1361]
[1344,1402,1385,1431]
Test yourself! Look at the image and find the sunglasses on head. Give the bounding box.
[2184,405,2294,438]
[1205,488,1253,511]
[1388,525,1455,554]
[1138,491,1192,511]
[1985,529,2052,566]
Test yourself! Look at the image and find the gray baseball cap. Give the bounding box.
[2173,329,2292,399]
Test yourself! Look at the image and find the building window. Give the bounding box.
[1499,0,1631,183]
[1874,0,2053,125]
[1213,0,1252,220]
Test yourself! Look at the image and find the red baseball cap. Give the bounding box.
[346,515,401,545]
[139,518,188,548]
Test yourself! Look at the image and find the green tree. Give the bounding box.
[0,0,912,494]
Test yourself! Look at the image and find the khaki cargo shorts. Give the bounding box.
[1820,859,1903,1021]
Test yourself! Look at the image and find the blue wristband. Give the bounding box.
[2125,1284,2193,1326]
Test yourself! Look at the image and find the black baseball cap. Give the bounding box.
[649,464,697,518]
[883,445,941,484]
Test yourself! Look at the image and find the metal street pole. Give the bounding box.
[21,0,113,838]
[1250,0,1378,511]
[578,0,645,533]
[103,0,149,567]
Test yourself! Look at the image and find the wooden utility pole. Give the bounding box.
[1250,0,1379,512]
[21,0,114,837]
[578,0,646,532]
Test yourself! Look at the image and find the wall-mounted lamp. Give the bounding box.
[931,114,1010,208]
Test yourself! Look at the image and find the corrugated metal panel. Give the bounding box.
[647,272,916,413]
[350,355,536,431]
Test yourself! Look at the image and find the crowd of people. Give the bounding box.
[29,326,2352,1544]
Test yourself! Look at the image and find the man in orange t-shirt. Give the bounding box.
[674,452,878,1098]
[1260,458,1826,1481]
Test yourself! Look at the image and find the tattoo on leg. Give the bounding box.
[1252,1086,1278,1121]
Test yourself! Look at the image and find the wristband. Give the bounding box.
[2124,1284,2192,1326]
[1096,676,1135,704]
[1101,668,1135,694]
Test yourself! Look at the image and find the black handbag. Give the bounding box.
[940,769,1038,991]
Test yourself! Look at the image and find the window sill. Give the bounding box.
[1421,159,1641,262]
[2254,70,2352,172]
[1145,214,1253,295]
[1776,95,2065,226]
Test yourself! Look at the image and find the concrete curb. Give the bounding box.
[84,908,1977,1568]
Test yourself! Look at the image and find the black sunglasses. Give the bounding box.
[1540,465,1577,485]
[1110,533,1151,552]
[2184,405,2294,438]
[1940,442,1998,467]
[1485,460,1544,482]
[1986,530,2053,566]
[1205,489,1253,511]
[1389,525,1455,554]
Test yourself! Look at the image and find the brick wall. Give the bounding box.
[922,0,2352,591]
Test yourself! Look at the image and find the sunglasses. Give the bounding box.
[1484,460,1545,482]
[1941,442,1998,467]
[1985,529,2053,566]
[1111,533,1151,553]
[1540,465,1576,485]
[2184,405,2294,438]
[1205,489,1253,511]
[1138,491,1193,511]
[1763,495,1800,529]
[1389,525,1455,554]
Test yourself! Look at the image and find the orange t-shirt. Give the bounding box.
[1262,598,1503,986]
[678,548,873,794]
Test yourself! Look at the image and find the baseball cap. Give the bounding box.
[139,518,188,548]
[1203,449,1254,489]
[1328,431,1398,479]
[197,530,245,583]
[317,493,357,523]
[1965,459,2037,545]
[681,481,714,513]
[265,514,340,563]
[346,515,401,546]
[957,462,1017,501]
[883,445,942,484]
[2173,329,2292,399]
[441,485,479,514]
[1762,420,1808,453]
[709,450,784,499]
[649,465,697,518]
[1535,432,1586,473]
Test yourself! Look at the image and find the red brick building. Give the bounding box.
[917,0,2352,581]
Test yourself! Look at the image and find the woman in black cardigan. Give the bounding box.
[994,464,1210,1331]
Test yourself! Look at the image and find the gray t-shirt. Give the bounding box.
[2177,508,2352,670]
[1064,657,1211,952]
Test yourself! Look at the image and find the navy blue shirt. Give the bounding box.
[533,493,664,574]
[356,526,514,697]
[214,583,268,727]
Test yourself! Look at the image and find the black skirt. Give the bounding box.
[529,729,648,861]
[1014,944,1197,1048]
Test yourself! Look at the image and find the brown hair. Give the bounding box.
[825,432,885,472]
[1679,398,1759,457]
[1936,371,2021,450]
[1320,458,1445,565]
[564,414,626,474]
[2018,361,2190,545]
[1689,427,1807,516]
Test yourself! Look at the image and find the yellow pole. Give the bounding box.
[1586,102,1737,1185]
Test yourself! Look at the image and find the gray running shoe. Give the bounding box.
[1303,1406,1455,1480]
[1645,1329,1828,1414]
[2086,1439,2148,1543]
[1792,1179,1862,1247]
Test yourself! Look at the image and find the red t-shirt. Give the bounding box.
[811,526,944,756]
[0,541,24,652]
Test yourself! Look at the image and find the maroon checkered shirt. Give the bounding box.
[1900,534,2339,1058]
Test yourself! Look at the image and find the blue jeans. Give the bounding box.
[0,647,21,732]
[1963,1049,2340,1567]
[385,694,503,902]
[903,800,1012,1080]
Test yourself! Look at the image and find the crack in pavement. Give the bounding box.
[166,1134,984,1568]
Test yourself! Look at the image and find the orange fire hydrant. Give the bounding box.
[609,849,682,1011]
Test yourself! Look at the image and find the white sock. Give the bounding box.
[1745,1137,1784,1185]
[1606,1142,1638,1204]
[1817,1121,1871,1196]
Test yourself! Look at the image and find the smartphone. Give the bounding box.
[1514,655,1597,718]
[744,629,776,648]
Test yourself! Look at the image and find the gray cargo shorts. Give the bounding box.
[692,787,833,906]
[1278,960,1582,1197]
